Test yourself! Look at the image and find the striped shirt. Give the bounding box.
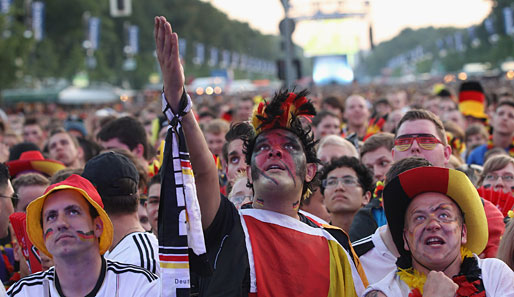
[7,258,159,296]
[104,232,160,276]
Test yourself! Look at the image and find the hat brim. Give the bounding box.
[383,166,488,257]
[7,159,66,178]
[26,184,113,258]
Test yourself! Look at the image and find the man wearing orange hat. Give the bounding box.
[7,175,160,296]
[363,166,514,297]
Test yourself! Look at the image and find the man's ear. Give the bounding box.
[246,165,253,184]
[403,230,410,252]
[131,143,145,159]
[305,163,317,183]
[362,191,372,206]
[443,144,452,166]
[94,217,104,239]
[461,223,467,245]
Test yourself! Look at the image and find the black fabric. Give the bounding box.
[190,196,250,297]
[353,238,375,257]
[349,197,381,242]
[82,152,139,196]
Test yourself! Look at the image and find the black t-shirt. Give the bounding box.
[191,196,250,297]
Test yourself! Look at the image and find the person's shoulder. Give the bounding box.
[106,259,159,283]
[467,144,487,163]
[7,268,55,296]
[479,256,513,271]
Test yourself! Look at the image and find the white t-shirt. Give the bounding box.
[353,226,397,284]
[7,258,160,297]
[361,256,514,297]
[104,231,160,276]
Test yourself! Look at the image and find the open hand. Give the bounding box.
[154,16,185,113]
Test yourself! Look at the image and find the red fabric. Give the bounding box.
[481,199,505,258]
[400,167,449,199]
[408,288,422,297]
[453,275,485,297]
[243,215,330,297]
[44,174,104,209]
[459,90,485,103]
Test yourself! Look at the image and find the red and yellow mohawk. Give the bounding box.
[251,89,316,135]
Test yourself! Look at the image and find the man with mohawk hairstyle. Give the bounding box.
[155,16,367,297]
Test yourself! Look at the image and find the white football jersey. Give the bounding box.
[104,232,160,276]
[7,258,160,297]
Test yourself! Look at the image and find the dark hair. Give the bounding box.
[9,142,41,161]
[23,117,40,127]
[148,174,161,189]
[319,156,373,195]
[244,89,320,198]
[384,156,432,185]
[222,122,255,163]
[496,100,514,111]
[49,168,83,184]
[97,116,150,160]
[396,109,447,145]
[360,132,394,158]
[322,96,343,113]
[0,163,10,190]
[77,137,102,162]
[464,123,489,143]
[311,110,339,127]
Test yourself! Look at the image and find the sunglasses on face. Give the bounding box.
[394,134,443,152]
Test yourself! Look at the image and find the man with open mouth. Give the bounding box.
[363,166,514,297]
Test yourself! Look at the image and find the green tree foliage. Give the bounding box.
[358,0,514,78]
[0,0,281,90]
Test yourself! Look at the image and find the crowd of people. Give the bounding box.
[0,16,512,296]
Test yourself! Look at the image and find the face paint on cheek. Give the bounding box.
[292,200,300,210]
[254,198,264,207]
[76,230,95,242]
[251,156,279,186]
[44,228,54,241]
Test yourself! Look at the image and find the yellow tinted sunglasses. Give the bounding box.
[394,134,443,151]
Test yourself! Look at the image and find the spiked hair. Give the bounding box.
[244,89,319,199]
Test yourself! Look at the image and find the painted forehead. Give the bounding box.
[254,129,302,147]
[407,194,460,215]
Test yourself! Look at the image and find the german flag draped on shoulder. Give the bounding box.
[158,92,207,297]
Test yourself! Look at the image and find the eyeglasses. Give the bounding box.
[394,134,443,152]
[322,177,360,188]
[0,193,18,200]
[484,174,514,182]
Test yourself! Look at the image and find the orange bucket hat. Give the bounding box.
[26,174,113,258]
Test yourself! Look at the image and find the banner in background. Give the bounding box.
[32,1,45,41]
[88,17,101,50]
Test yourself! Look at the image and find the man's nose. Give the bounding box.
[268,147,282,158]
[409,140,422,153]
[425,214,442,230]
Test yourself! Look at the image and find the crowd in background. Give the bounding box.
[0,72,513,295]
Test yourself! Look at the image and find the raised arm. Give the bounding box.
[154,16,220,229]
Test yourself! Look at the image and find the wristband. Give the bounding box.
[162,88,192,127]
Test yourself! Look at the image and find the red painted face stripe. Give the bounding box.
[459,90,485,103]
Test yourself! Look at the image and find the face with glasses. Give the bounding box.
[393,119,451,167]
[322,167,370,215]
[482,163,514,194]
